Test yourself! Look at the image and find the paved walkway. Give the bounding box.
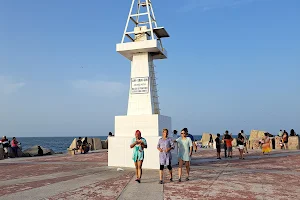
[1,149,300,199]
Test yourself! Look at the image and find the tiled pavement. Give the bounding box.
[1,149,300,200]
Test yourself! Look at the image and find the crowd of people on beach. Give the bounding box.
[277,129,297,150]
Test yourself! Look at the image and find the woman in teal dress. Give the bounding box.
[175,128,193,182]
[130,130,147,183]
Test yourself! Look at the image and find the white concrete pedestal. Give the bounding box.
[108,114,177,169]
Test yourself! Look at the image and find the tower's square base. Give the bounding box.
[108,114,177,169]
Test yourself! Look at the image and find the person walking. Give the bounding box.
[262,132,271,155]
[240,130,248,154]
[172,130,179,164]
[237,133,245,159]
[282,131,289,150]
[174,129,193,182]
[215,133,221,159]
[209,134,214,148]
[130,130,147,183]
[157,129,174,184]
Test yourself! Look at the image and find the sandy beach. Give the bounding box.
[1,149,300,200]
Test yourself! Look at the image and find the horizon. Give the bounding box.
[1,0,299,137]
[3,132,261,138]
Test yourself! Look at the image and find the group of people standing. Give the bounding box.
[129,128,194,184]
[214,129,281,159]
[278,129,297,150]
[0,136,20,158]
[215,130,274,159]
[214,130,248,160]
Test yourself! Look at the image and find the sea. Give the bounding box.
[8,135,204,153]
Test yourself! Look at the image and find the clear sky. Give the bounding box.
[0,0,299,137]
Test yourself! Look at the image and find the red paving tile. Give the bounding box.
[0,163,96,180]
[27,152,108,163]
[0,174,83,196]
[0,152,107,180]
[46,172,134,200]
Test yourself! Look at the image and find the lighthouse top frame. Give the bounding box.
[116,0,170,61]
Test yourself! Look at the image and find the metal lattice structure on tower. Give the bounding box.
[149,62,160,114]
[121,0,169,45]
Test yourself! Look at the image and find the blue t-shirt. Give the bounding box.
[187,134,194,142]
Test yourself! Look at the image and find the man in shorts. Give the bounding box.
[215,133,221,159]
[224,133,233,158]
[240,130,248,154]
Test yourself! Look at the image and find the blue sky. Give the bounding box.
[0,0,299,137]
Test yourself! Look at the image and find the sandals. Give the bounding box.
[186,177,189,181]
[159,180,163,184]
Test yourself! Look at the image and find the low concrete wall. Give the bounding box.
[92,138,102,150]
[288,136,300,150]
[249,139,260,150]
[249,130,267,150]
[249,130,266,141]
[201,133,217,146]
[101,140,108,149]
[232,138,237,147]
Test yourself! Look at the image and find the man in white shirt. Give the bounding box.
[172,130,179,152]
[172,130,178,140]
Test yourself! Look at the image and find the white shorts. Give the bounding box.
[238,145,244,149]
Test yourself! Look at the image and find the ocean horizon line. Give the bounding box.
[4,134,245,138]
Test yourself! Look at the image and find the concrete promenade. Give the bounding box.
[1,149,300,200]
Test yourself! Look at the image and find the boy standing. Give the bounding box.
[215,134,221,159]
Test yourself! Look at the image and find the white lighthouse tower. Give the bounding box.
[108,0,176,169]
